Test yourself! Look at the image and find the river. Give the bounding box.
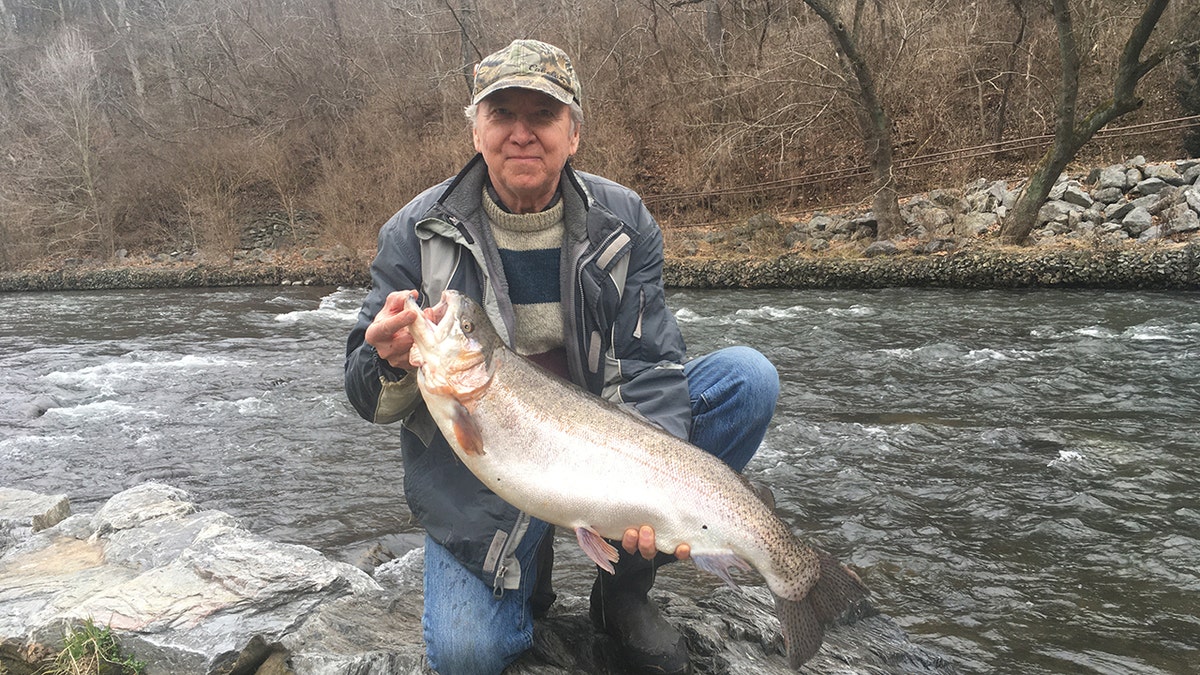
[1,286,1197,674]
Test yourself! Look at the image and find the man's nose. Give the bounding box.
[509,116,535,143]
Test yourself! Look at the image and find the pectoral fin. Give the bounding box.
[450,401,484,456]
[575,526,620,574]
[691,551,752,589]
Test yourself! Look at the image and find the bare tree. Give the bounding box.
[14,27,112,257]
[800,0,902,240]
[999,0,1173,245]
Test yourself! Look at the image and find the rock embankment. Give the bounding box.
[1,484,951,675]
[666,244,1200,289]
[0,259,370,293]
[671,156,1200,289]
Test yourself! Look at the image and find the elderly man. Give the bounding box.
[345,39,779,675]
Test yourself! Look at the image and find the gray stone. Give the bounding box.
[1163,203,1200,235]
[965,181,1004,212]
[1060,183,1093,208]
[911,205,953,234]
[1081,204,1106,223]
[954,212,998,238]
[1091,186,1124,204]
[1122,207,1154,235]
[863,240,899,257]
[991,181,1018,210]
[0,488,71,555]
[1137,225,1162,243]
[1045,219,1073,235]
[1098,165,1128,190]
[1134,177,1169,196]
[1186,188,1200,216]
[808,214,835,232]
[1130,193,1166,214]
[1182,163,1200,185]
[1038,200,1081,224]
[928,189,964,211]
[1144,163,1185,186]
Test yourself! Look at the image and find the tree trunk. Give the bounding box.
[993,0,1029,145]
[1000,0,1170,245]
[704,0,727,75]
[455,0,484,94]
[801,0,903,240]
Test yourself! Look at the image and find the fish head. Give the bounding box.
[405,290,500,404]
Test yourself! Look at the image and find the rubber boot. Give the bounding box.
[530,526,557,619]
[589,546,690,674]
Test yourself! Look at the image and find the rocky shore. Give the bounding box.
[2,156,1199,293]
[1,484,951,675]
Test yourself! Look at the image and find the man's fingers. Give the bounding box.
[674,543,690,560]
[638,525,656,559]
[621,528,639,556]
[370,291,421,340]
[382,289,418,313]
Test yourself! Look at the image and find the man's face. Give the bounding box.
[473,88,580,214]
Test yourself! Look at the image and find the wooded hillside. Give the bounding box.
[0,0,1196,270]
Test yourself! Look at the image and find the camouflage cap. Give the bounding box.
[471,39,581,107]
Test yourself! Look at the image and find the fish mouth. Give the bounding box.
[405,292,457,347]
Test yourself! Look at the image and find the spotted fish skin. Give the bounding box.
[406,290,868,667]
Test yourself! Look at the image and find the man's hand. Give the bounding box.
[622,525,690,561]
[365,290,422,370]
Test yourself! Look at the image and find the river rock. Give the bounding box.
[0,488,70,552]
[0,484,952,675]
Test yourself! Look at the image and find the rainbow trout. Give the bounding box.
[406,290,868,667]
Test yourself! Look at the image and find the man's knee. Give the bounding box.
[708,346,779,416]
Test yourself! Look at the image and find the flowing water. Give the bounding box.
[2,286,1197,674]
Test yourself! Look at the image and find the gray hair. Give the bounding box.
[464,100,584,134]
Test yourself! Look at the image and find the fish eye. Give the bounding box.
[461,319,475,334]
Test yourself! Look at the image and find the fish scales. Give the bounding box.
[477,354,809,577]
[406,290,868,668]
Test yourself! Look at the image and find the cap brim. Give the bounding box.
[471,77,575,106]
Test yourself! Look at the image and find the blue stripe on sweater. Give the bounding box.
[499,248,561,305]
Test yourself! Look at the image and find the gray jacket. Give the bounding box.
[344,154,690,594]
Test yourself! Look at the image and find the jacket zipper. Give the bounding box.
[492,510,531,598]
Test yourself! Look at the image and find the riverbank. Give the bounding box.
[4,156,1199,292]
[2,241,1198,292]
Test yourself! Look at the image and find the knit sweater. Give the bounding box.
[483,189,568,378]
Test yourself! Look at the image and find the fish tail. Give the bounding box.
[772,592,823,668]
[810,548,869,623]
[774,548,869,667]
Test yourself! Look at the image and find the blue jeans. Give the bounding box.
[422,346,779,674]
